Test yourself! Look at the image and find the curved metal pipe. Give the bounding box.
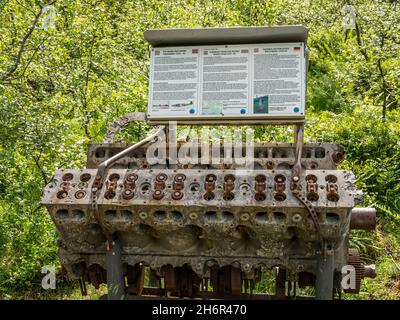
[98,126,165,176]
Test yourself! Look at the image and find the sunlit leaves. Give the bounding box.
[0,0,399,295]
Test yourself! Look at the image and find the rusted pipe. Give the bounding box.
[350,208,376,230]
[98,126,165,176]
[363,265,377,279]
[292,125,303,180]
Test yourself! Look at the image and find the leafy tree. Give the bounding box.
[0,0,398,298]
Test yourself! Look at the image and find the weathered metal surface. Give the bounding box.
[106,240,125,300]
[315,243,334,300]
[350,208,376,230]
[103,112,147,144]
[344,248,377,294]
[87,142,345,170]
[144,26,309,47]
[42,140,374,298]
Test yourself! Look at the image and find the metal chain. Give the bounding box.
[292,184,325,254]
[291,124,325,255]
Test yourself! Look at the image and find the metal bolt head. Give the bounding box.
[189,212,198,220]
[292,213,302,223]
[139,212,147,219]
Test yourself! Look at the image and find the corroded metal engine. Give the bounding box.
[42,123,376,299]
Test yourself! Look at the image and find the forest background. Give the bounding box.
[0,0,399,299]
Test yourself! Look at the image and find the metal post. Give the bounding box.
[275,268,286,299]
[106,240,125,300]
[315,250,334,300]
[292,124,304,180]
[293,124,298,144]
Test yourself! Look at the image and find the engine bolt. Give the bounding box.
[171,190,183,200]
[122,189,134,200]
[74,190,86,199]
[153,189,164,200]
[139,212,147,219]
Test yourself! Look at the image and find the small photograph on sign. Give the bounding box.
[152,100,195,115]
[202,101,223,115]
[254,95,269,114]
[170,100,195,112]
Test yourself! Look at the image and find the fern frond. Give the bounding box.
[374,203,400,222]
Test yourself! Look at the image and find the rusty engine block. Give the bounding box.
[42,129,376,300]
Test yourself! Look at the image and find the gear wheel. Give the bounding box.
[344,248,364,293]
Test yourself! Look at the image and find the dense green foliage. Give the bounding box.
[0,0,399,299]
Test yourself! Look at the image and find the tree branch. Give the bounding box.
[354,20,369,62]
[377,58,387,119]
[17,35,50,79]
[80,37,96,141]
[31,152,49,187]
[0,1,57,82]
[15,0,36,15]
[0,5,44,81]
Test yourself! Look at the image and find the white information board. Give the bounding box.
[147,43,305,121]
